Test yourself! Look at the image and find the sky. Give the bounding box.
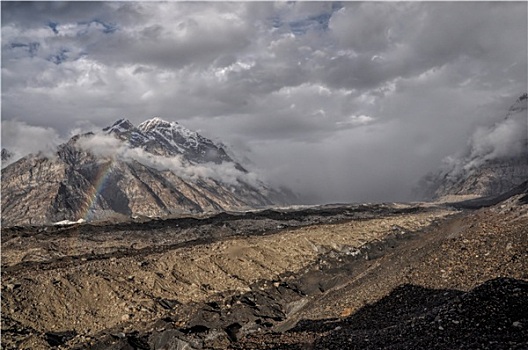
[1,1,527,204]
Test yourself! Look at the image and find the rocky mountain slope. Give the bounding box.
[418,93,528,200]
[104,117,239,166]
[1,118,291,226]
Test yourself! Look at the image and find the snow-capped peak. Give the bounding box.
[137,117,176,132]
[103,118,134,133]
[99,117,236,165]
[138,117,202,148]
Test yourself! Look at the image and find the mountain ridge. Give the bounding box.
[417,93,528,201]
[103,117,240,166]
[1,118,292,226]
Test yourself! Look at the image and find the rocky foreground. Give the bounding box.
[1,189,527,349]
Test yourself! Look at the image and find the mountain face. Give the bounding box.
[417,93,528,200]
[1,118,291,226]
[103,117,238,166]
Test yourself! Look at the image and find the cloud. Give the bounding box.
[75,132,262,188]
[433,95,527,182]
[469,117,526,162]
[1,2,527,203]
[1,120,63,167]
[336,115,374,127]
[462,97,527,172]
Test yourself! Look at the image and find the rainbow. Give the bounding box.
[80,159,115,221]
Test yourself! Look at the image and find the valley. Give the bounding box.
[2,3,527,349]
[2,192,527,349]
[2,96,527,349]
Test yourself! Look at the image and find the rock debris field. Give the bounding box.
[1,197,527,349]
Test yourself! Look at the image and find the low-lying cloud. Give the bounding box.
[1,120,63,167]
[436,95,527,180]
[76,132,262,188]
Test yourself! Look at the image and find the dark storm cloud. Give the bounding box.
[1,2,109,26]
[2,2,527,204]
[322,2,527,92]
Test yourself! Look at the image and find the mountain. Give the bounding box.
[1,148,13,163]
[417,93,528,201]
[103,117,239,166]
[1,118,292,226]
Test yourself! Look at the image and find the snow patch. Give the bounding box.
[53,218,85,226]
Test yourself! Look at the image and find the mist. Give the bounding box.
[75,132,263,189]
[434,95,527,181]
[1,120,63,168]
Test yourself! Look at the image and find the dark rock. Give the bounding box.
[44,330,77,346]
[183,325,210,335]
[310,278,528,349]
[225,323,242,342]
[126,331,150,350]
[150,329,199,350]
[158,299,181,310]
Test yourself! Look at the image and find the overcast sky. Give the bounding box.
[1,1,527,204]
